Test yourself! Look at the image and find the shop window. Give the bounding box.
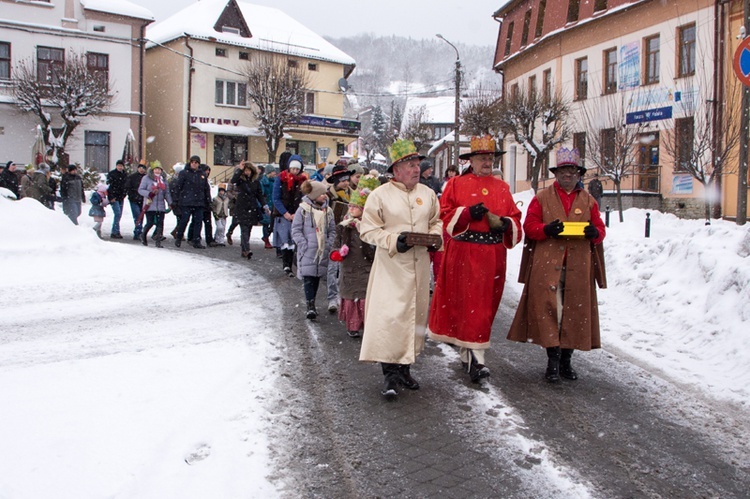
[285,140,316,166]
[213,135,247,166]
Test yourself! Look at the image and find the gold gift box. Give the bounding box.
[559,221,588,238]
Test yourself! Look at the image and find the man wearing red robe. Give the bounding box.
[428,136,522,382]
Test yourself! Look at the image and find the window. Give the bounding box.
[93,25,105,33]
[215,80,247,107]
[504,22,514,57]
[675,117,694,172]
[0,42,10,80]
[433,125,452,140]
[215,48,227,57]
[678,24,696,77]
[239,51,249,60]
[543,69,552,102]
[644,35,660,84]
[213,135,247,166]
[222,26,240,35]
[573,132,586,166]
[86,52,109,89]
[286,140,316,166]
[528,74,537,96]
[299,91,315,114]
[567,0,580,23]
[37,46,64,83]
[288,59,298,68]
[85,131,110,173]
[575,57,588,100]
[308,62,318,71]
[594,0,608,12]
[535,0,546,38]
[600,128,616,166]
[603,48,617,94]
[509,83,519,101]
[521,10,532,47]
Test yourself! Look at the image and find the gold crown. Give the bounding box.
[469,135,497,154]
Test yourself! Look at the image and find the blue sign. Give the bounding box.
[626,106,673,124]
[292,115,361,133]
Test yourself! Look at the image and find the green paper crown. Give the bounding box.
[389,139,418,165]
[349,175,381,207]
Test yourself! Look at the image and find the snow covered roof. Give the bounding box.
[80,0,154,21]
[403,96,457,125]
[145,0,355,69]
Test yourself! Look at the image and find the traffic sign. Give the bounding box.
[733,36,750,87]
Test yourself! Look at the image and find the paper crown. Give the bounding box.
[349,175,381,207]
[388,139,423,168]
[459,135,505,160]
[550,147,586,174]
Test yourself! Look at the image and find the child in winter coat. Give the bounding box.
[291,180,336,320]
[88,183,109,238]
[211,185,230,246]
[330,175,379,337]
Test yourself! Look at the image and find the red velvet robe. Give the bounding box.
[428,173,522,349]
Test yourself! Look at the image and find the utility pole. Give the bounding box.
[739,0,750,225]
[437,34,461,167]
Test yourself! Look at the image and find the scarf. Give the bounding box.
[299,201,330,264]
[280,170,307,191]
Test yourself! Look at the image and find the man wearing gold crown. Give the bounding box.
[428,135,523,383]
[359,139,443,399]
[507,147,607,383]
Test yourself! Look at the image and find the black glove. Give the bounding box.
[427,243,440,252]
[396,233,412,253]
[490,217,511,235]
[584,223,599,240]
[543,219,564,238]
[468,202,489,220]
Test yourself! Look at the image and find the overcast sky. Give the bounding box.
[128,0,502,47]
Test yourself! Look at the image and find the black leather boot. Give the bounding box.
[381,363,400,398]
[282,249,294,275]
[398,364,420,390]
[545,347,561,383]
[468,351,490,383]
[305,300,317,320]
[560,348,578,380]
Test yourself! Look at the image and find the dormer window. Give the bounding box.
[93,25,105,33]
[221,26,240,35]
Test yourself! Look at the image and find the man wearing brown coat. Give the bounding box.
[507,148,607,382]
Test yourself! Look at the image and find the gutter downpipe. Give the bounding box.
[713,0,727,218]
[185,34,194,162]
[139,23,146,160]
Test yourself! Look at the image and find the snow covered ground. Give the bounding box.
[1,188,748,497]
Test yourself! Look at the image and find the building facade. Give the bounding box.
[0,0,153,171]
[493,0,749,220]
[144,0,359,179]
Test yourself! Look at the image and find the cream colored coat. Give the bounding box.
[358,181,442,364]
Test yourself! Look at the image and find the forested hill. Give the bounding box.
[325,33,500,107]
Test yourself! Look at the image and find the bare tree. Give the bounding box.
[243,53,310,163]
[661,82,742,222]
[460,89,501,137]
[13,52,114,168]
[578,92,650,222]
[401,105,432,150]
[496,88,571,191]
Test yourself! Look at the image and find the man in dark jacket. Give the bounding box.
[107,160,128,238]
[60,164,85,225]
[0,161,20,199]
[419,159,442,196]
[124,162,147,239]
[173,155,212,249]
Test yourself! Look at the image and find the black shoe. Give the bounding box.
[398,365,420,390]
[191,242,206,249]
[305,300,317,320]
[132,234,139,240]
[174,239,181,248]
[545,347,561,383]
[208,241,220,247]
[283,266,293,276]
[141,233,148,246]
[469,362,490,383]
[226,234,233,245]
[347,330,361,338]
[381,376,399,398]
[560,349,578,380]
[110,233,123,239]
[155,239,163,248]
[153,235,166,241]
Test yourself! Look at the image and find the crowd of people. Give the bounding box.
[0,137,607,399]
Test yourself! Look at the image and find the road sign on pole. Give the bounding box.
[317,147,330,163]
[733,36,750,87]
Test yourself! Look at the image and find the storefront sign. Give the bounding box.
[672,174,693,194]
[293,115,361,133]
[191,116,240,126]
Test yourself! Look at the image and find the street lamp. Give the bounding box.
[436,34,461,168]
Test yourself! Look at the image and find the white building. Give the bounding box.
[0,0,153,171]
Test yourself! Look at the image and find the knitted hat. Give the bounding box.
[328,164,351,184]
[349,175,380,208]
[349,163,365,176]
[301,180,327,200]
[419,159,433,174]
[388,139,425,173]
[459,135,505,160]
[189,155,201,164]
[550,147,586,176]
